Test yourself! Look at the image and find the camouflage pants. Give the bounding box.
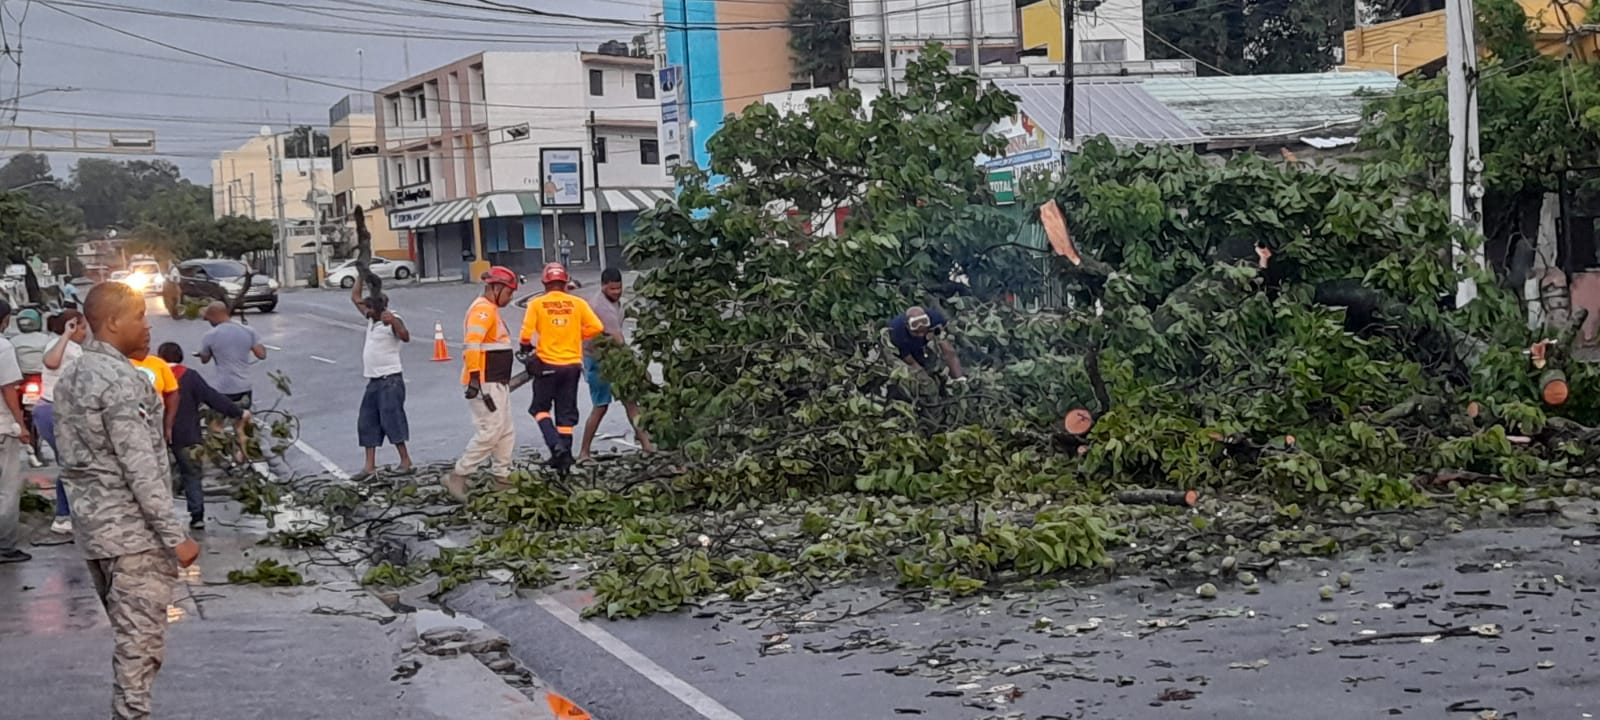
[88,549,177,720]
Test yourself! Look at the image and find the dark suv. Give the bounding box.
[165,259,279,314]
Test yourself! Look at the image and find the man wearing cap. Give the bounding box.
[444,266,520,501]
[887,306,964,380]
[519,263,604,474]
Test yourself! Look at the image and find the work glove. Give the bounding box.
[516,343,534,365]
[465,378,481,400]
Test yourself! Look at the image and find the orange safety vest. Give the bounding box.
[461,296,515,385]
[518,290,604,367]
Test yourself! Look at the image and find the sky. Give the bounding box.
[1,0,651,181]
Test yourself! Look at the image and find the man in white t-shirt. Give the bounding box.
[352,272,412,477]
[0,300,36,563]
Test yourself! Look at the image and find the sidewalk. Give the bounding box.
[0,471,560,719]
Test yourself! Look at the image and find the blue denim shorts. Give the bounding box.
[583,356,613,406]
[358,374,409,447]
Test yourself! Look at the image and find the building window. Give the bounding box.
[410,93,427,121]
[593,137,607,164]
[640,138,659,165]
[392,158,406,187]
[472,65,485,100]
[331,143,346,174]
[589,69,604,96]
[386,96,401,125]
[1081,39,1127,63]
[415,156,431,183]
[635,73,654,99]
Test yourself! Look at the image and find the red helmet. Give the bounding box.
[482,266,519,290]
[541,263,569,285]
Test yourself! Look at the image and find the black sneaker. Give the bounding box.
[0,549,32,564]
[189,516,205,530]
[548,448,574,475]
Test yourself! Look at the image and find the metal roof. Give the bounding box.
[1139,71,1401,141]
[991,78,1208,146]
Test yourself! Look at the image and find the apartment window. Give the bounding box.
[409,93,427,121]
[1081,39,1127,63]
[415,156,431,183]
[635,73,654,99]
[385,96,401,125]
[472,65,486,100]
[331,143,346,173]
[594,137,607,164]
[589,69,605,96]
[392,158,406,186]
[639,138,659,165]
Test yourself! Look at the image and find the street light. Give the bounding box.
[4,179,58,193]
[11,87,78,103]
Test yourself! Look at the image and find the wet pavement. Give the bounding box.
[446,523,1600,720]
[0,475,558,719]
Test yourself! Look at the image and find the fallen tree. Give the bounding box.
[271,45,1600,618]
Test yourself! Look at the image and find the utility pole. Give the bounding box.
[588,111,607,272]
[1060,0,1075,156]
[271,138,289,287]
[967,0,981,75]
[880,0,894,94]
[1446,0,1484,307]
[309,158,324,286]
[465,133,487,282]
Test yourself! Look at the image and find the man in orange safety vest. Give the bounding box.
[445,266,519,500]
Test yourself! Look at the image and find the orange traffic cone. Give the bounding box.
[432,321,451,362]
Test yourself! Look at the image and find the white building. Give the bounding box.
[375,50,672,280]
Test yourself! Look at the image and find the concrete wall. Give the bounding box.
[481,52,588,196]
[330,111,404,257]
[1020,0,1146,63]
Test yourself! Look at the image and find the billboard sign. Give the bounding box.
[658,65,685,168]
[539,148,584,208]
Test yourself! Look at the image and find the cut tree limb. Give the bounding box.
[1116,489,1198,507]
[1540,368,1569,406]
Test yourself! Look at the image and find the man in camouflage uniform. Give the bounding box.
[56,282,200,720]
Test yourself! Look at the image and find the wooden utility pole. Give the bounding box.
[1446,0,1484,307]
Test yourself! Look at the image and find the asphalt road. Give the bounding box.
[146,278,643,478]
[449,523,1600,720]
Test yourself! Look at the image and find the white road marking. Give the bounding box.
[424,306,444,314]
[263,344,283,351]
[293,439,350,480]
[531,594,748,720]
[309,355,338,365]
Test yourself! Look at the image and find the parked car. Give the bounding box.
[325,257,416,289]
[165,259,279,313]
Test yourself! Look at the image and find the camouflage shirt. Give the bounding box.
[55,339,187,559]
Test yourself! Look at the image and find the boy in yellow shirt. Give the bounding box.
[518,263,603,473]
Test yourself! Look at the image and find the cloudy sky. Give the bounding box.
[2,0,650,180]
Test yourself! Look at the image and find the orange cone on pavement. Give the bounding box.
[432,321,451,362]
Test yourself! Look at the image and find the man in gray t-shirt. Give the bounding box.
[198,302,266,406]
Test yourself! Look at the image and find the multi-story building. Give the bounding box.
[210,128,333,284]
[375,50,672,280]
[660,0,798,169]
[1019,0,1147,65]
[329,95,406,261]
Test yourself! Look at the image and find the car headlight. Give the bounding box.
[124,275,148,290]
[267,278,279,289]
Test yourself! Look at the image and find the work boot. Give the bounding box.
[548,448,574,476]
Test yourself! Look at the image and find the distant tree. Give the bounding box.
[0,191,76,262]
[68,158,182,229]
[789,0,851,87]
[201,215,275,259]
[1143,0,1355,75]
[0,153,56,192]
[125,183,212,262]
